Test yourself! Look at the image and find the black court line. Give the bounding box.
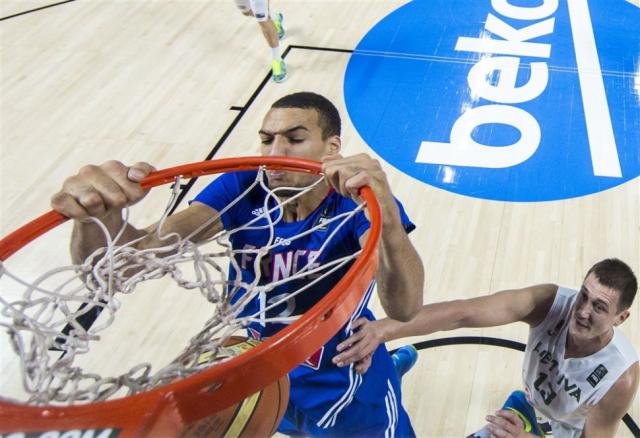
[390,336,639,434]
[289,44,354,54]
[0,0,76,21]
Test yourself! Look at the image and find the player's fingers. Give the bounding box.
[495,410,520,427]
[321,154,385,200]
[336,330,365,352]
[355,353,373,374]
[323,164,363,198]
[350,317,369,331]
[127,161,156,182]
[97,161,148,206]
[339,320,376,346]
[486,414,516,435]
[51,190,93,221]
[106,161,155,205]
[59,167,116,218]
[485,423,510,438]
[335,335,379,367]
[493,410,522,436]
[52,161,150,221]
[344,171,371,198]
[321,156,359,195]
[333,339,370,366]
[320,161,344,195]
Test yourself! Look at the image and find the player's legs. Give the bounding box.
[273,11,285,40]
[468,390,545,438]
[278,347,415,437]
[233,0,254,16]
[277,404,306,437]
[235,0,287,82]
[279,389,415,437]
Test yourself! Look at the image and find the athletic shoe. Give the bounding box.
[391,345,418,380]
[501,390,545,436]
[274,12,285,40]
[271,59,288,83]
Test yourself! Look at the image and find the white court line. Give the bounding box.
[567,0,622,177]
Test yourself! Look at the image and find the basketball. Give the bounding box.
[181,336,290,438]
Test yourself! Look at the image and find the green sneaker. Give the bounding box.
[271,59,287,83]
[274,12,285,40]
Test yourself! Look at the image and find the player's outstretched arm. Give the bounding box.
[582,362,639,437]
[322,153,423,321]
[51,160,222,264]
[333,284,558,368]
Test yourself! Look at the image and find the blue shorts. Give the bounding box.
[277,347,415,437]
[278,395,415,437]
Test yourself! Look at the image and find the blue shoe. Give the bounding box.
[391,345,418,380]
[274,12,285,40]
[271,59,287,83]
[501,391,545,436]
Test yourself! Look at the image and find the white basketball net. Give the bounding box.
[0,167,367,405]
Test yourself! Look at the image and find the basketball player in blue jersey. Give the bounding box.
[233,0,287,82]
[334,258,639,437]
[51,92,424,437]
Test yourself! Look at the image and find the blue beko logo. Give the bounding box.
[344,0,640,201]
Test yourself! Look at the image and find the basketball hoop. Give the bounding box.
[0,156,381,436]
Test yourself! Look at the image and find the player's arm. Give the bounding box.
[51,161,223,264]
[582,362,639,438]
[322,153,423,321]
[360,205,423,323]
[383,283,557,338]
[334,284,557,368]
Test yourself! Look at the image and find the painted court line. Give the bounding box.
[567,0,622,177]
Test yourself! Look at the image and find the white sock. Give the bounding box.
[271,47,281,61]
[270,10,279,20]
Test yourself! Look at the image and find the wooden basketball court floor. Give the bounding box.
[1,1,638,436]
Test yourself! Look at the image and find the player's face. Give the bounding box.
[568,273,629,344]
[259,107,340,190]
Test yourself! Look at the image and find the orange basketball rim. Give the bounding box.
[0,157,382,437]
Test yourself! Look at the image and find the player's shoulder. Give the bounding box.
[610,327,640,364]
[525,283,562,327]
[599,361,639,413]
[617,361,640,393]
[541,284,577,312]
[586,361,639,433]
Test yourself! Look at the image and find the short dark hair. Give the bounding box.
[586,258,637,311]
[271,92,341,139]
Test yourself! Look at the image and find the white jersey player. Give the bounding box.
[333,258,640,437]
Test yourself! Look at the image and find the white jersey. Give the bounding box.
[522,287,638,437]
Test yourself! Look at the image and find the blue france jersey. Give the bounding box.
[194,171,415,424]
